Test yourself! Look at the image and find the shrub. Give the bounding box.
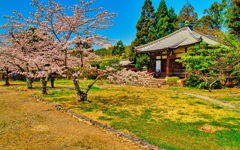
[186,76,205,88]
[186,76,222,89]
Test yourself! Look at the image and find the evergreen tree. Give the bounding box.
[130,0,155,69]
[178,1,198,28]
[131,0,156,49]
[203,0,226,30]
[178,41,240,91]
[112,40,125,56]
[194,0,226,42]
[155,0,169,38]
[168,7,178,33]
[225,0,240,38]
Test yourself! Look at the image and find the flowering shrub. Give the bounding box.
[107,68,154,86]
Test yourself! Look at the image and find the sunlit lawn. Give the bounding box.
[2,79,240,150]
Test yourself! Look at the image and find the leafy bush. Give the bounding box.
[179,40,240,91]
[186,76,222,89]
[186,76,205,88]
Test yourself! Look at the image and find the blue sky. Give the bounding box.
[0,0,222,47]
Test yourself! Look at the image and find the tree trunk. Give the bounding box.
[73,77,87,102]
[4,68,10,86]
[51,79,54,88]
[25,63,33,89]
[50,75,55,88]
[26,77,33,89]
[208,87,212,92]
[41,77,47,94]
[4,76,10,86]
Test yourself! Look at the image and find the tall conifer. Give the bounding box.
[130,0,155,69]
[225,0,240,38]
[131,0,156,49]
[155,0,169,38]
[154,0,177,39]
[168,7,178,33]
[178,1,198,28]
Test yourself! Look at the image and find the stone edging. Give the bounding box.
[30,94,166,150]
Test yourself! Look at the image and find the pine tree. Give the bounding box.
[178,1,198,28]
[225,0,240,38]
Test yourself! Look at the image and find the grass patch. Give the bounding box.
[98,116,114,121]
[220,96,240,102]
[103,108,131,119]
[2,80,240,150]
[194,101,207,105]
[52,97,67,102]
[216,130,240,147]
[169,94,179,99]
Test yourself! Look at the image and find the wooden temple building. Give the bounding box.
[135,27,219,78]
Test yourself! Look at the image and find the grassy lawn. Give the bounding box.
[2,79,240,150]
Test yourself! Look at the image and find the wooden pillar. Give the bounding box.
[160,52,162,72]
[147,52,151,72]
[166,51,170,77]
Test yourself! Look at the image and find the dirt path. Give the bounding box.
[184,93,239,110]
[164,90,240,113]
[0,86,140,150]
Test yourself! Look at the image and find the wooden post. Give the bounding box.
[166,51,170,77]
[160,52,162,73]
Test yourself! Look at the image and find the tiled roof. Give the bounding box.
[135,27,219,52]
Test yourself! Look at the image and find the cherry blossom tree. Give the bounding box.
[0,32,29,86]
[0,21,61,93]
[0,43,12,86]
[1,0,116,100]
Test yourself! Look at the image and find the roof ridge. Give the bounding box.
[192,29,219,43]
[135,27,190,48]
[187,28,202,42]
